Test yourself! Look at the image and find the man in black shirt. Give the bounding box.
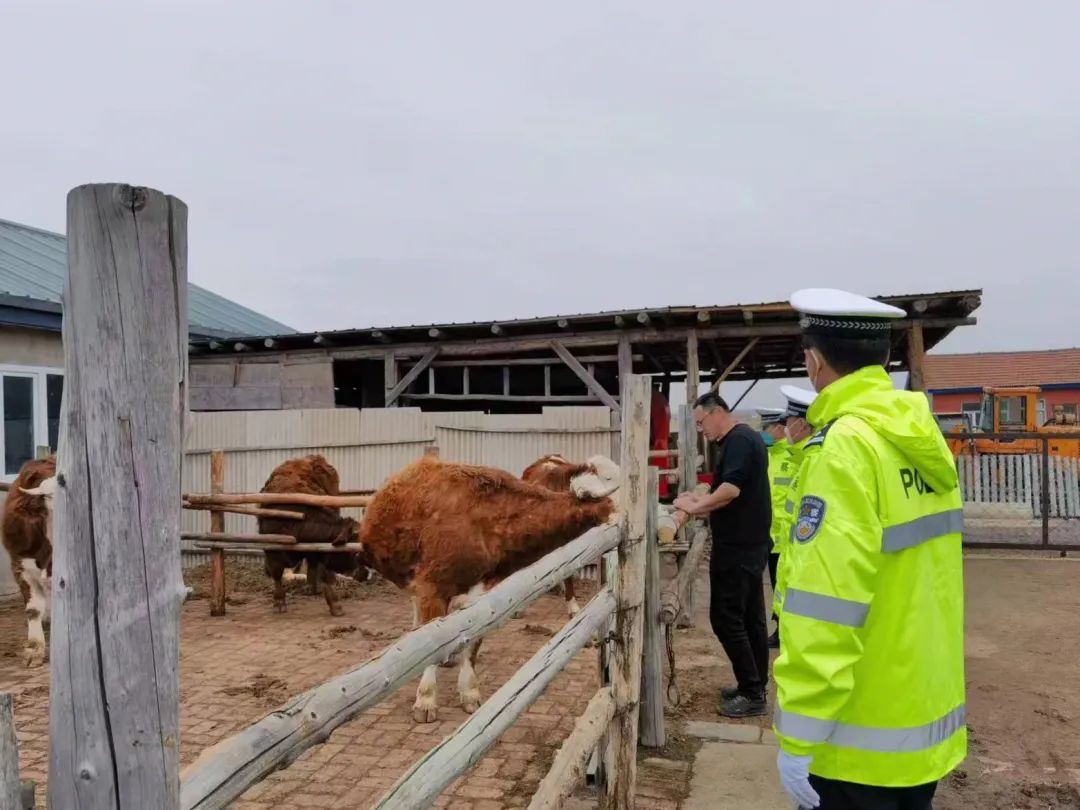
[674,391,772,717]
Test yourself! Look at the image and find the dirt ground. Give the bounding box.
[671,551,1080,810]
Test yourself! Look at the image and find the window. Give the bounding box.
[1064,404,1079,418]
[961,402,981,429]
[1037,399,1047,426]
[998,395,1027,427]
[0,366,63,481]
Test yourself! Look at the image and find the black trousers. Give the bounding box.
[768,552,779,620]
[709,561,769,697]
[809,775,938,810]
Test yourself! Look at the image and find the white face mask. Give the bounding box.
[784,426,794,444]
[806,349,824,392]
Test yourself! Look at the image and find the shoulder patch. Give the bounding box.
[805,421,834,449]
[793,495,827,543]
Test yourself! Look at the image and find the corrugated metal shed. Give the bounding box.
[0,217,295,337]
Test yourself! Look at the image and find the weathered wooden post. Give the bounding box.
[49,184,188,808]
[676,403,702,628]
[1,693,20,809]
[601,374,650,809]
[639,467,666,747]
[209,449,228,615]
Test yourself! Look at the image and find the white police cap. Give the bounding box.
[756,407,786,426]
[779,385,817,419]
[790,288,906,336]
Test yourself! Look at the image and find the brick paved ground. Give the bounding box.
[0,566,692,808]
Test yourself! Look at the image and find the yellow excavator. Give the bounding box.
[945,386,1080,458]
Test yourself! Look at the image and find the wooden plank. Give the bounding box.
[179,524,620,810]
[209,450,227,616]
[685,330,699,405]
[50,183,187,809]
[280,358,335,409]
[1023,455,1034,515]
[709,337,759,391]
[184,533,298,545]
[603,375,650,809]
[1,693,19,810]
[383,350,398,406]
[401,393,609,403]
[374,589,617,809]
[386,347,441,406]
[430,354,635,368]
[973,453,983,502]
[527,688,616,810]
[551,340,620,411]
[618,336,633,398]
[907,323,926,391]
[184,492,373,508]
[639,468,666,748]
[1071,457,1080,518]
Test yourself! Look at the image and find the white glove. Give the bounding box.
[777,750,820,809]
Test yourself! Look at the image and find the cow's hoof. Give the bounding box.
[24,643,46,668]
[412,703,438,724]
[566,599,581,619]
[274,601,287,614]
[440,652,458,668]
[461,691,482,714]
[329,605,345,617]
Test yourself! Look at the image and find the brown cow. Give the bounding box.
[356,453,620,723]
[2,455,57,667]
[521,454,620,617]
[257,455,370,616]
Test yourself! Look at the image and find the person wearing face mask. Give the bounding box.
[772,289,966,810]
[757,407,790,648]
[768,386,817,649]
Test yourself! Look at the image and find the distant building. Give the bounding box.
[925,348,1080,428]
[0,217,293,481]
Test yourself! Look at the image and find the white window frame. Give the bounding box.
[0,364,64,483]
[961,402,981,429]
[1037,398,1047,426]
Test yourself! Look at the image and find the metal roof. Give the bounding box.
[0,217,295,338]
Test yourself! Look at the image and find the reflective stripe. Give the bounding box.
[785,500,794,514]
[773,477,792,486]
[784,588,869,628]
[775,704,966,753]
[882,509,964,553]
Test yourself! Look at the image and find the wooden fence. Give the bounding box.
[957,452,1080,518]
[177,375,661,809]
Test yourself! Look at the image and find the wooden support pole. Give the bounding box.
[678,404,699,502]
[639,467,666,748]
[179,524,620,810]
[659,527,709,627]
[386,346,441,406]
[384,350,398,406]
[710,337,760,391]
[602,374,650,809]
[528,688,616,810]
[551,339,620,411]
[184,492,373,508]
[907,323,926,392]
[1,693,19,810]
[50,183,188,809]
[374,589,617,809]
[193,542,364,553]
[185,532,298,545]
[209,449,227,617]
[685,330,700,405]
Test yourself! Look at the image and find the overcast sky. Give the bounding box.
[3,1,1078,406]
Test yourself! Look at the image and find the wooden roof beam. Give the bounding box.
[710,337,760,392]
[385,347,441,406]
[550,340,620,411]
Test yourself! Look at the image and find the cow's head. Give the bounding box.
[20,475,59,502]
[569,455,621,500]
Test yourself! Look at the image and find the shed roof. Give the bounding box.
[0,217,295,338]
[925,348,1080,391]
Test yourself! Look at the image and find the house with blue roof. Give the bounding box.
[0,216,294,479]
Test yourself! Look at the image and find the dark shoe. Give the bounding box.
[720,685,739,700]
[719,693,768,718]
[768,630,780,649]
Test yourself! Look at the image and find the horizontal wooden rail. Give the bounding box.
[528,687,616,810]
[374,588,616,809]
[192,542,363,554]
[182,503,305,520]
[182,532,297,545]
[184,492,373,508]
[179,523,620,810]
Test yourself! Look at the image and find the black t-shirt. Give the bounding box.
[708,423,772,568]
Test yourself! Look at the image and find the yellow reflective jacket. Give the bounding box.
[771,435,813,616]
[767,439,791,548]
[772,365,967,788]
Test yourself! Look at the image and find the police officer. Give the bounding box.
[768,386,817,649]
[773,289,966,810]
[758,406,789,647]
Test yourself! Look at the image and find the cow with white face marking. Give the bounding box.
[2,455,57,668]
